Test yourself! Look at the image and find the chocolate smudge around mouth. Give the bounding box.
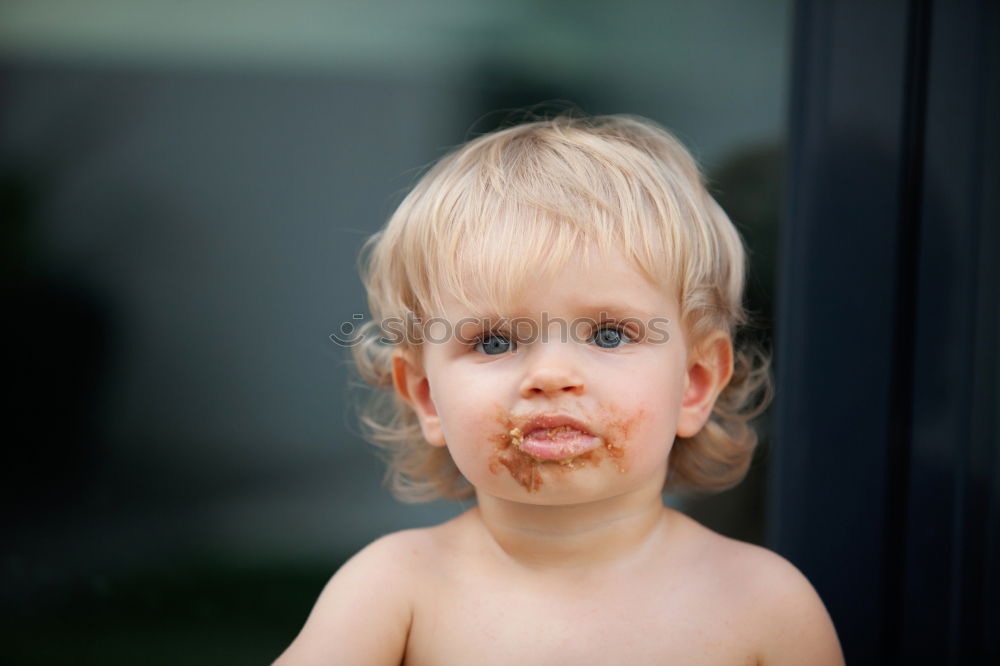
[486,405,643,491]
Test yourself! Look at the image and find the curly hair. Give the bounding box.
[351,114,772,502]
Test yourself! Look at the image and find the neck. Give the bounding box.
[473,481,669,571]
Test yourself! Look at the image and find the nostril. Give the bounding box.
[518,354,585,397]
[521,375,584,397]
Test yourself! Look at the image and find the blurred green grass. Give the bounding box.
[2,558,345,666]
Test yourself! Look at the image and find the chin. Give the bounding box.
[472,466,640,505]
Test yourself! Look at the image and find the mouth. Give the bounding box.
[509,414,603,462]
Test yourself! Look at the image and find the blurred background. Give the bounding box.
[1,2,790,663]
[4,1,999,664]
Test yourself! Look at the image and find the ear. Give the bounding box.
[676,331,734,438]
[391,350,446,447]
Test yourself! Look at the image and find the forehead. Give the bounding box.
[433,239,675,322]
[417,192,678,311]
[430,229,601,313]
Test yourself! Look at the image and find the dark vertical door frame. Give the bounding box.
[769,0,999,664]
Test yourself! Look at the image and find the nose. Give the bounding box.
[518,343,585,398]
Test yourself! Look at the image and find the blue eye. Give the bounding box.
[475,333,516,355]
[591,325,629,349]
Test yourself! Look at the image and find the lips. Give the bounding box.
[509,414,602,461]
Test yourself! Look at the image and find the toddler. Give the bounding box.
[275,114,844,665]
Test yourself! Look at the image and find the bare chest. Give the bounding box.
[402,568,759,666]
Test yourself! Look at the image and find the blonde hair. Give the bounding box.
[352,114,771,502]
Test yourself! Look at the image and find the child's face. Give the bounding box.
[394,247,725,505]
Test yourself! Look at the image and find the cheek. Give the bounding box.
[608,370,686,464]
[432,389,488,441]
[428,373,508,471]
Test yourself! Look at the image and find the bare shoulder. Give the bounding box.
[672,512,844,665]
[272,528,439,666]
